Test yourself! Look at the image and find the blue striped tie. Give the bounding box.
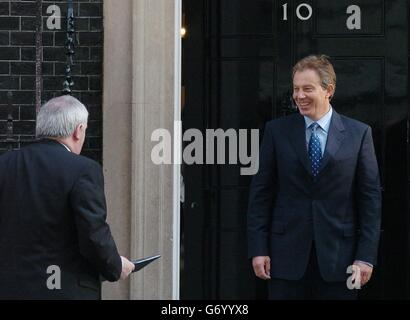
[308,123,322,177]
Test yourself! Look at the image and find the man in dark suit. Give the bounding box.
[0,95,135,299]
[247,55,381,299]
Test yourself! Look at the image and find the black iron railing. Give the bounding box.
[1,0,76,151]
[62,0,75,95]
[35,0,42,113]
[5,92,16,151]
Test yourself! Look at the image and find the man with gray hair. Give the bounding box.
[0,95,134,299]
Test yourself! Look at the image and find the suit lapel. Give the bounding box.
[317,110,346,176]
[288,114,311,175]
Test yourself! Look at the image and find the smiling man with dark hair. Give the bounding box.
[247,55,382,300]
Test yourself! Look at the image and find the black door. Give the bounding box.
[182,0,408,299]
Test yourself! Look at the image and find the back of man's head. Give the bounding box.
[36,95,89,139]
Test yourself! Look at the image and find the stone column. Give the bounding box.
[102,0,181,299]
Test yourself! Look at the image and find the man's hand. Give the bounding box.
[252,256,271,280]
[120,256,135,280]
[353,261,373,286]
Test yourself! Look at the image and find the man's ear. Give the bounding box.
[72,124,83,141]
[326,84,335,100]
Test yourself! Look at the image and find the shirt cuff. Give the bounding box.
[354,260,373,268]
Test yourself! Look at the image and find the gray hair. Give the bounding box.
[36,95,89,139]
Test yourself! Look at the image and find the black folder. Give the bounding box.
[131,254,161,272]
[100,254,161,281]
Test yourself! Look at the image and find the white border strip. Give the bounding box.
[172,0,182,300]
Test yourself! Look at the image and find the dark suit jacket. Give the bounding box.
[0,139,122,299]
[247,110,382,282]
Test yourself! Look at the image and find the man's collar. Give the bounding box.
[304,106,333,133]
[39,138,71,151]
[58,141,72,152]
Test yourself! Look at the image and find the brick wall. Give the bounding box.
[0,0,103,162]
